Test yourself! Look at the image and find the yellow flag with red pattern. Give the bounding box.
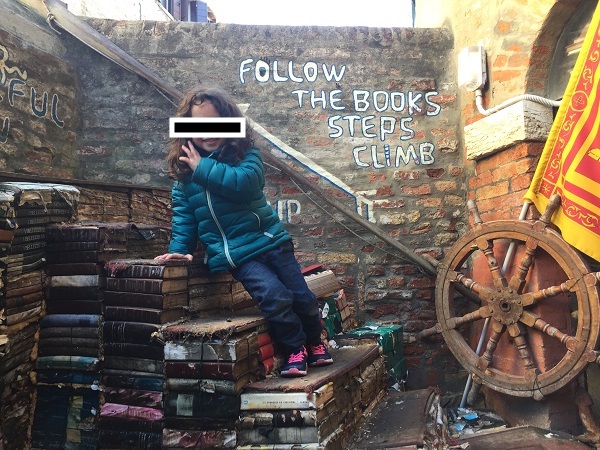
[524,3,600,262]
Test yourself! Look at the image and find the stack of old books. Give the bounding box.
[98,259,188,449]
[122,223,172,260]
[238,344,386,450]
[129,189,173,227]
[0,183,79,450]
[31,314,103,450]
[336,324,406,388]
[187,261,254,314]
[160,313,266,449]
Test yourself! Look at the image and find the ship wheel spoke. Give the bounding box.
[520,310,579,353]
[474,236,507,290]
[448,270,493,303]
[507,323,538,373]
[476,320,505,372]
[446,305,493,331]
[520,278,579,307]
[507,236,538,293]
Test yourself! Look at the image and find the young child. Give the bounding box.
[156,86,333,377]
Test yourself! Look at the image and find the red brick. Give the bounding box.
[426,168,445,178]
[388,277,405,288]
[376,185,394,196]
[496,20,512,34]
[305,227,324,236]
[394,170,419,180]
[369,172,387,182]
[402,184,432,195]
[475,181,509,200]
[493,54,508,68]
[408,277,436,289]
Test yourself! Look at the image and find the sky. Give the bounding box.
[206,0,414,28]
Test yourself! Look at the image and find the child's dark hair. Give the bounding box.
[166,86,255,180]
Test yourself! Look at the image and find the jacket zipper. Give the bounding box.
[207,190,236,269]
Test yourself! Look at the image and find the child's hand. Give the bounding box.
[154,253,193,262]
[179,140,201,171]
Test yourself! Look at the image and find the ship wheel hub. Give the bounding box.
[489,291,523,325]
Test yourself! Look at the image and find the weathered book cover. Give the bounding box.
[9,240,46,255]
[46,223,126,243]
[34,369,101,386]
[236,445,321,450]
[13,225,45,237]
[104,306,186,324]
[11,232,45,247]
[47,241,101,252]
[237,427,319,445]
[38,336,100,349]
[103,356,164,374]
[238,410,317,429]
[100,402,163,421]
[48,275,106,288]
[101,373,164,392]
[1,304,42,326]
[162,428,236,449]
[4,291,43,309]
[98,416,163,433]
[5,283,43,299]
[97,429,162,450]
[103,342,165,361]
[6,269,43,289]
[102,321,161,344]
[103,290,187,310]
[46,286,103,301]
[46,262,105,276]
[39,314,101,328]
[163,392,240,418]
[103,387,163,409]
[164,359,250,380]
[45,299,102,315]
[39,326,100,339]
[35,355,99,371]
[240,383,334,411]
[164,333,257,362]
[38,344,100,358]
[46,249,127,264]
[105,259,188,279]
[105,277,187,294]
[165,373,255,396]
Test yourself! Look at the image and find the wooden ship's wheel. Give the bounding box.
[435,195,600,399]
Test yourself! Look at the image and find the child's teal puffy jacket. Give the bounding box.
[168,148,291,272]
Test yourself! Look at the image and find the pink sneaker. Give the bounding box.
[280,346,308,377]
[307,342,333,367]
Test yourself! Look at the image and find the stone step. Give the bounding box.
[239,344,386,450]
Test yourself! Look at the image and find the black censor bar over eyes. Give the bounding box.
[169,117,246,138]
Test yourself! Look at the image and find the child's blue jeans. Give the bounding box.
[230,240,322,354]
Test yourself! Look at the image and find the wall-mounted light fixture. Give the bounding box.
[457,45,487,92]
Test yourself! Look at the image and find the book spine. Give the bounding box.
[39,326,99,340]
[162,428,236,449]
[103,343,164,361]
[103,291,167,309]
[240,392,318,411]
[237,427,318,445]
[35,355,99,371]
[47,241,100,252]
[103,388,163,409]
[238,410,317,428]
[49,275,104,288]
[163,392,240,418]
[103,356,164,374]
[165,376,251,396]
[98,416,163,433]
[102,321,160,343]
[46,227,99,242]
[103,306,168,324]
[97,429,162,449]
[101,374,164,392]
[164,339,247,362]
[46,286,102,301]
[9,240,46,254]
[164,361,244,380]
[106,278,165,294]
[118,265,167,279]
[39,314,101,328]
[5,291,43,308]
